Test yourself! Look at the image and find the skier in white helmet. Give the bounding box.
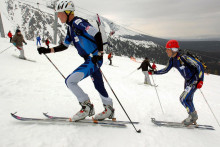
[37,0,115,121]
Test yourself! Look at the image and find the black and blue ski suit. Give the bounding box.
[154,53,204,113]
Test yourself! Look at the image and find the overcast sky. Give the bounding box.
[73,0,220,41]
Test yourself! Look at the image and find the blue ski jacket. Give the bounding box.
[64,16,99,58]
[154,53,204,82]
[36,36,41,41]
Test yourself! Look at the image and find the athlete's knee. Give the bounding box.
[65,72,84,87]
[180,92,186,104]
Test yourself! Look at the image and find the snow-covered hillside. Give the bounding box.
[0,0,139,40]
[0,0,155,45]
[1,0,169,68]
[0,38,220,147]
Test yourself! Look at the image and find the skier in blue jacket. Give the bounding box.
[149,40,204,126]
[37,0,114,121]
[36,36,41,46]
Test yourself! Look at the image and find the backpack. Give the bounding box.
[178,51,207,72]
[185,51,207,70]
[68,16,99,55]
[71,15,108,50]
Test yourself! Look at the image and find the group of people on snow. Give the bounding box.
[36,36,50,48]
[138,57,156,86]
[8,0,204,126]
[135,40,204,125]
[8,30,50,59]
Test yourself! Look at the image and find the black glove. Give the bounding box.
[92,55,103,64]
[37,47,51,55]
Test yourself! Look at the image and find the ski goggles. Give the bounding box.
[64,10,74,15]
[166,48,179,52]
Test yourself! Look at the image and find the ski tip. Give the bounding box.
[11,112,17,115]
[11,112,19,118]
[10,112,22,120]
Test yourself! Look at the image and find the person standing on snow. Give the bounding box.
[137,57,154,85]
[45,38,50,48]
[37,0,115,121]
[36,36,41,46]
[8,31,13,42]
[11,29,27,59]
[152,62,157,70]
[108,52,113,65]
[148,40,204,126]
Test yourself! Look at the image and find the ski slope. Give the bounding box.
[0,38,220,147]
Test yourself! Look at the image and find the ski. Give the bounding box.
[10,112,126,128]
[43,112,139,124]
[152,118,214,128]
[151,118,215,130]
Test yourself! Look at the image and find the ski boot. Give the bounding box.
[93,104,115,121]
[19,56,26,60]
[182,111,198,126]
[71,100,95,121]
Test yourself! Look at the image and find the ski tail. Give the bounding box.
[96,13,108,50]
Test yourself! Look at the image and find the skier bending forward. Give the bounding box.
[149,40,204,126]
[37,0,114,121]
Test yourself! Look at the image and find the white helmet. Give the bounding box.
[55,0,75,12]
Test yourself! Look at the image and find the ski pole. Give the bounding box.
[200,89,220,127]
[0,45,13,54]
[151,75,164,114]
[129,69,137,76]
[124,69,137,78]
[98,66,141,133]
[44,54,66,79]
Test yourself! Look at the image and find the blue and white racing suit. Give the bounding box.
[154,53,204,113]
[63,16,112,105]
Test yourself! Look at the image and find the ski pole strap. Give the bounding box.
[72,26,96,44]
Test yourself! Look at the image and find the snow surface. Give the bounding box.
[0,38,220,147]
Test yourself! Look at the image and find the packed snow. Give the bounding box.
[0,38,220,147]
